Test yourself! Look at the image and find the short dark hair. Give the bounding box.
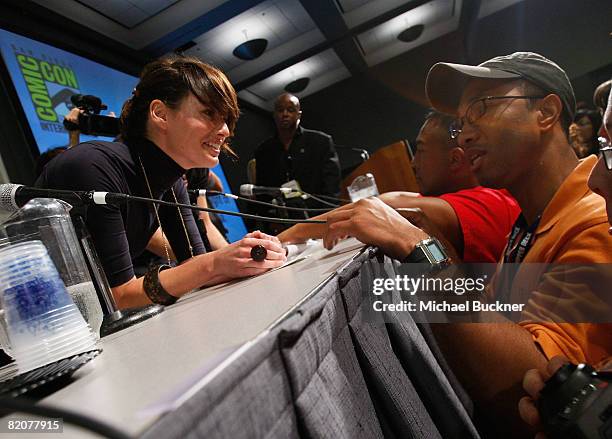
[574,108,602,133]
[424,109,455,131]
[120,56,239,155]
[422,110,458,148]
[593,80,612,113]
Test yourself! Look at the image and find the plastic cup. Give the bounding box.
[1,199,104,340]
[347,173,379,202]
[0,240,96,372]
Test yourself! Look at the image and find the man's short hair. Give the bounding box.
[423,110,457,147]
[594,79,612,113]
[424,110,454,129]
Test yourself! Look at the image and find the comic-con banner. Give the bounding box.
[0,28,137,153]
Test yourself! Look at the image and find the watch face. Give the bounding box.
[426,241,446,262]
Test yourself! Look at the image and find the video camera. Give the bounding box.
[539,363,612,438]
[63,94,120,138]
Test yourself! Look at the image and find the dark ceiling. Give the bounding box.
[20,0,610,112]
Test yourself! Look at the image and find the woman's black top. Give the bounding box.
[36,138,206,287]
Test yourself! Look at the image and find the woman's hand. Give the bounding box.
[209,230,286,282]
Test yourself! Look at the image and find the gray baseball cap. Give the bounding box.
[426,52,576,122]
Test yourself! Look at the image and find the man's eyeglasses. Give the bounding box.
[598,137,612,171]
[449,95,546,140]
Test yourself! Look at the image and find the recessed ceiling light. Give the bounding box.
[285,77,310,93]
[174,41,197,55]
[232,38,268,60]
[397,24,425,42]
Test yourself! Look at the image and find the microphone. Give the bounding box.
[0,184,128,212]
[239,184,299,197]
[188,189,238,200]
[0,184,325,224]
[188,189,333,213]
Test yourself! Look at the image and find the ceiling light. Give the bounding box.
[174,41,197,55]
[232,38,268,60]
[397,24,425,42]
[284,77,310,93]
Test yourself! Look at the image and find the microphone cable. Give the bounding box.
[308,193,352,204]
[191,190,334,213]
[297,192,340,208]
[0,184,325,224]
[119,193,326,225]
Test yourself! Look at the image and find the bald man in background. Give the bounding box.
[253,93,340,232]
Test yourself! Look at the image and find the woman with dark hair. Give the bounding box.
[37,56,286,308]
[569,107,602,158]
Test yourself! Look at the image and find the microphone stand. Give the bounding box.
[259,196,290,235]
[334,145,370,162]
[273,196,289,220]
[71,215,163,337]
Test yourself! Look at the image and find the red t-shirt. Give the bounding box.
[439,187,520,263]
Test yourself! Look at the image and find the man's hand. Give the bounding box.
[518,356,569,439]
[569,123,579,144]
[64,108,84,147]
[396,207,461,261]
[64,107,82,125]
[323,197,429,260]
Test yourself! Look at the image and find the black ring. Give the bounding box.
[250,245,267,261]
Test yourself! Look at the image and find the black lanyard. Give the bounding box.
[504,214,541,264]
[496,214,542,308]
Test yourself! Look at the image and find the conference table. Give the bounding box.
[13,238,479,439]
[34,239,371,437]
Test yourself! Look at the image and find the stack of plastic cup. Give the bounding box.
[1,198,104,339]
[0,240,97,373]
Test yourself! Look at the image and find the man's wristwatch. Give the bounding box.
[402,237,451,269]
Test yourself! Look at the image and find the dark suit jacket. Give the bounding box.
[254,125,341,197]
